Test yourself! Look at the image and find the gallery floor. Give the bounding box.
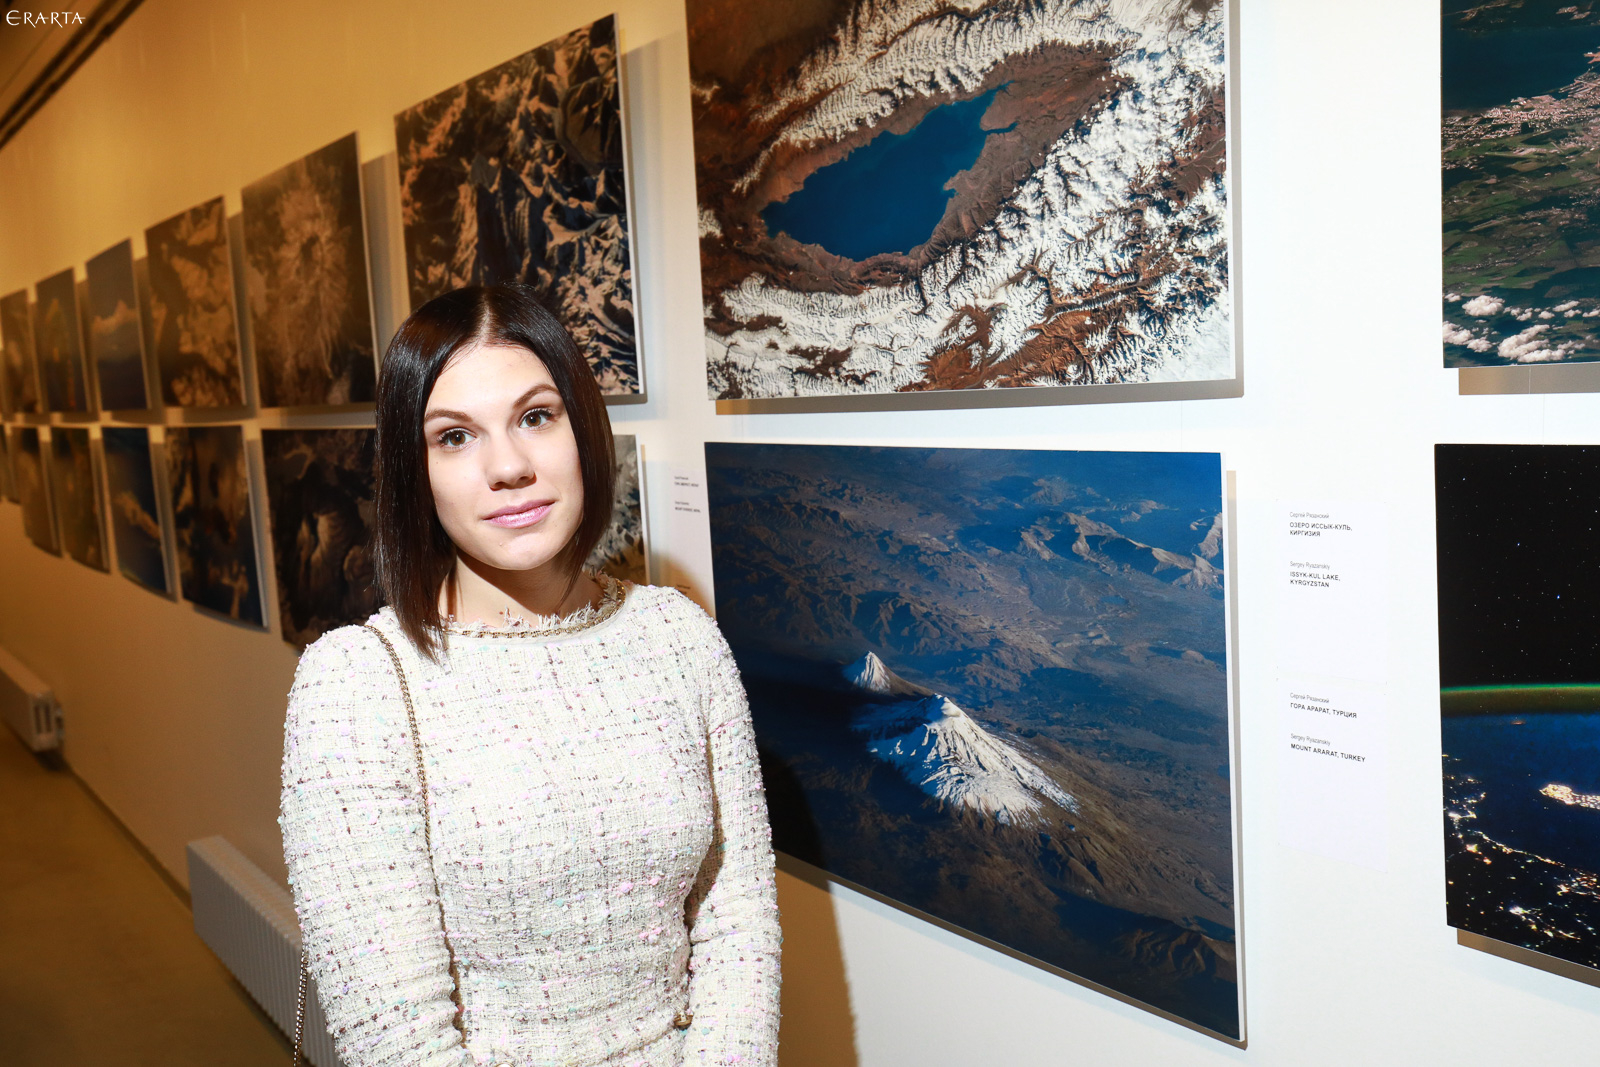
[0,733,286,1064]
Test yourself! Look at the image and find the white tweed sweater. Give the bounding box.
[279,582,781,1067]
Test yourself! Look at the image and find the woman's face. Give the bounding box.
[423,342,585,576]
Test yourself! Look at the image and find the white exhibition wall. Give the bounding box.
[0,0,1595,1063]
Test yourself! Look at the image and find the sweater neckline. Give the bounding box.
[439,572,629,640]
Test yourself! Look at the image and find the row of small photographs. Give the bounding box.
[0,425,645,648]
[0,14,637,420]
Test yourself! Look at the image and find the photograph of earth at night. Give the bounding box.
[1437,444,1600,972]
[1442,1,1600,367]
[707,443,1239,1038]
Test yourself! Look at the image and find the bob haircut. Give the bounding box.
[373,284,616,658]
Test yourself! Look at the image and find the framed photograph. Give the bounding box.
[101,426,169,595]
[395,15,640,396]
[260,428,378,646]
[0,289,39,415]
[85,238,150,410]
[707,442,1240,1039]
[688,0,1232,399]
[1438,444,1600,976]
[167,425,263,625]
[586,433,646,583]
[13,426,57,553]
[242,133,377,407]
[146,197,245,408]
[48,427,106,571]
[1443,11,1600,368]
[33,269,90,413]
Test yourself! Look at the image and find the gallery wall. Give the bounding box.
[0,0,1595,1064]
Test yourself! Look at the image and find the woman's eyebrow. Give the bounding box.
[423,383,559,423]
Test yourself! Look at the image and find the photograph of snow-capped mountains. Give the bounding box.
[688,0,1232,399]
[706,442,1240,1039]
[394,15,639,395]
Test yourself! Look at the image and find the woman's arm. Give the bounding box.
[280,630,473,1067]
[682,625,783,1066]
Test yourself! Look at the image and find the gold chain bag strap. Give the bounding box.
[292,624,460,1065]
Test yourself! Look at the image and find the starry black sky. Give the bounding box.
[1437,444,1600,687]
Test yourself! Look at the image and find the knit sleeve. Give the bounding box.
[681,620,783,1065]
[279,629,474,1067]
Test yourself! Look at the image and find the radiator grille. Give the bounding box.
[187,836,341,1066]
[0,646,60,751]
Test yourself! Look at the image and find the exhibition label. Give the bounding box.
[1278,681,1390,871]
[1277,501,1390,685]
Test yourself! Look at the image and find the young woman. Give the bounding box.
[280,285,781,1067]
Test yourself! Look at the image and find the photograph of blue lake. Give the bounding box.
[1437,444,1600,975]
[707,442,1241,1039]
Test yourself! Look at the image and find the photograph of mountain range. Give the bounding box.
[85,238,150,410]
[1443,1,1600,367]
[14,427,56,553]
[243,133,376,407]
[167,426,262,626]
[48,427,105,571]
[688,0,1231,399]
[586,433,646,584]
[0,289,38,415]
[395,15,639,395]
[146,197,244,407]
[706,442,1239,1038]
[261,428,377,646]
[1438,444,1600,974]
[34,269,89,413]
[102,427,168,595]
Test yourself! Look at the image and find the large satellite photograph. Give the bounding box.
[688,0,1232,400]
[1442,1,1600,367]
[707,443,1240,1038]
[1438,444,1600,975]
[242,133,376,408]
[394,15,640,395]
[146,197,245,408]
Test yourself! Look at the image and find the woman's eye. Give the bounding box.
[521,408,553,429]
[438,429,470,448]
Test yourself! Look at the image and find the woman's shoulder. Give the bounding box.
[619,582,728,648]
[295,614,390,674]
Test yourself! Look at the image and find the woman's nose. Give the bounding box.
[484,434,537,489]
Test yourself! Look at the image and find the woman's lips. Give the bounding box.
[485,500,554,529]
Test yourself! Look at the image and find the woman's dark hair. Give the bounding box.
[374,284,615,658]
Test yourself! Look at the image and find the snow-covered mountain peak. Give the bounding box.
[842,651,934,697]
[852,690,1077,827]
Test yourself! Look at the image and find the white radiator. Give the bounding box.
[187,836,343,1066]
[0,646,60,751]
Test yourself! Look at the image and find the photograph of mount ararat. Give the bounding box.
[707,442,1239,1039]
[395,15,639,395]
[688,0,1231,399]
[1443,1,1600,367]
